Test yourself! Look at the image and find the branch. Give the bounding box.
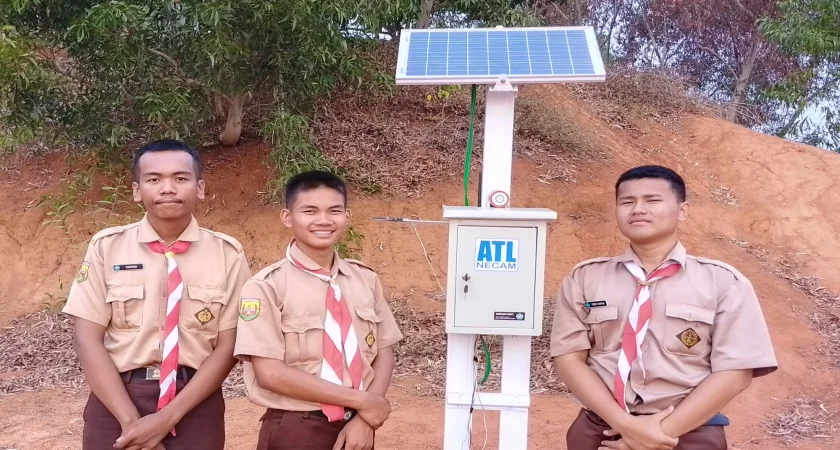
[641,11,664,65]
[728,0,756,20]
[147,48,206,91]
[697,45,740,80]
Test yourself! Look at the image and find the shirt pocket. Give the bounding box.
[583,305,620,353]
[280,315,324,366]
[663,303,715,357]
[183,286,228,334]
[105,284,145,330]
[355,307,383,360]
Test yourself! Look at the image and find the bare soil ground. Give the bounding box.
[1,86,839,449]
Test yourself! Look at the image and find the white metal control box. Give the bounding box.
[443,206,557,336]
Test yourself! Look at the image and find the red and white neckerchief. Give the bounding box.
[286,240,363,422]
[148,240,191,436]
[613,260,681,412]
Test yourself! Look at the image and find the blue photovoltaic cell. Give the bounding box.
[404,29,597,78]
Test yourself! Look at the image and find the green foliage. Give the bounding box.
[761,0,840,59]
[0,24,76,152]
[2,0,543,193]
[263,110,337,201]
[336,225,365,260]
[37,169,93,234]
[759,0,840,151]
[428,84,462,101]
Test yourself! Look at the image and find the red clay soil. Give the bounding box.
[1,86,838,449]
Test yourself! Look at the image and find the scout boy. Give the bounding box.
[234,170,403,450]
[550,165,778,450]
[63,139,251,450]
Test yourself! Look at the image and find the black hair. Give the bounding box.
[615,165,686,202]
[132,139,201,180]
[284,170,348,208]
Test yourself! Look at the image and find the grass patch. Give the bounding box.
[567,64,715,131]
[36,168,94,236]
[336,225,365,260]
[262,111,337,202]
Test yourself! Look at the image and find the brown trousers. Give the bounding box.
[82,378,225,450]
[257,409,375,450]
[566,409,727,450]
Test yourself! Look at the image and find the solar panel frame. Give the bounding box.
[395,26,606,85]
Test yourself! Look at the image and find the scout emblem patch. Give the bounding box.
[365,331,375,348]
[195,308,214,325]
[677,328,701,349]
[76,261,90,283]
[239,298,260,321]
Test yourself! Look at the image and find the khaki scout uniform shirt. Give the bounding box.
[62,214,251,372]
[233,244,403,412]
[550,242,777,414]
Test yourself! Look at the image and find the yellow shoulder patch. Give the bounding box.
[693,256,746,280]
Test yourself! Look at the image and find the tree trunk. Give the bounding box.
[416,0,435,29]
[727,43,760,122]
[218,94,246,146]
[604,1,624,60]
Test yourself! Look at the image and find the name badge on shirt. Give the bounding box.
[114,264,144,271]
[585,300,608,308]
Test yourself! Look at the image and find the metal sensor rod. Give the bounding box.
[372,217,447,224]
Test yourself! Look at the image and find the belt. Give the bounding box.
[309,409,358,422]
[265,409,358,422]
[629,411,729,427]
[120,366,197,382]
[704,413,730,426]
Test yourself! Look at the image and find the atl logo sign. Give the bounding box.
[474,239,519,271]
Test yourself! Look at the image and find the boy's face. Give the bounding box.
[281,186,349,252]
[615,178,688,245]
[132,150,205,221]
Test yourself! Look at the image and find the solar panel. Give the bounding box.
[396,26,605,85]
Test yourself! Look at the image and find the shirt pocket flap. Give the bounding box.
[665,303,715,324]
[355,307,382,323]
[188,286,228,305]
[105,284,144,303]
[281,315,325,333]
[583,305,618,324]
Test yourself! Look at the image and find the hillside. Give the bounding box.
[0,83,838,449]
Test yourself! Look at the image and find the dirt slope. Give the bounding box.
[1,85,839,449]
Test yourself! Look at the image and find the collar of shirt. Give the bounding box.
[137,213,201,244]
[288,241,354,277]
[614,240,688,271]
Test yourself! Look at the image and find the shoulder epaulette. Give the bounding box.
[90,222,138,243]
[692,256,746,280]
[344,258,376,273]
[252,258,290,281]
[571,256,613,273]
[206,229,244,253]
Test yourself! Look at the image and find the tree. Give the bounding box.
[417,0,436,28]
[619,0,797,125]
[760,0,840,151]
[3,0,382,148]
[1,0,540,151]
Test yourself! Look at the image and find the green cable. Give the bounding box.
[463,84,492,385]
[479,336,491,385]
[464,85,477,207]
